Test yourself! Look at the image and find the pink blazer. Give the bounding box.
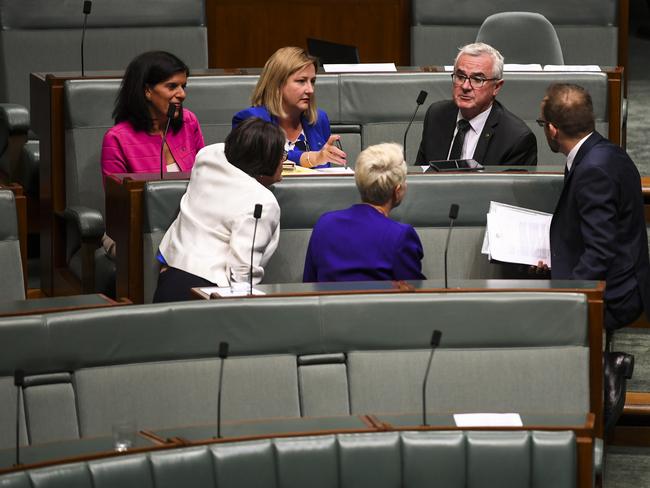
[101,109,205,179]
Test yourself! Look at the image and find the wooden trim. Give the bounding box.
[576,436,594,488]
[606,68,624,146]
[618,0,630,97]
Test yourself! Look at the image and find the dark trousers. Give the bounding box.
[152,267,216,303]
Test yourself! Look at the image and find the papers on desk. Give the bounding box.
[543,65,601,72]
[454,413,523,427]
[199,286,266,298]
[481,201,552,267]
[323,63,397,73]
[504,63,543,71]
[314,166,354,174]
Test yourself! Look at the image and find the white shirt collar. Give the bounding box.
[566,132,592,172]
[450,105,493,161]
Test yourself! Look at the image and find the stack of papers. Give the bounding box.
[481,201,552,267]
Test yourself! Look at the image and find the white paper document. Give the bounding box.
[323,63,397,73]
[543,65,601,72]
[199,286,266,298]
[482,201,552,267]
[314,167,355,174]
[503,63,542,71]
[454,413,523,427]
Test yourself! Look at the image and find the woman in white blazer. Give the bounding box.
[153,117,286,302]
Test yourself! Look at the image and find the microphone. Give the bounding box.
[80,1,92,77]
[443,203,459,288]
[14,369,24,467]
[422,330,442,427]
[249,204,263,295]
[217,341,229,439]
[159,103,177,180]
[403,90,428,163]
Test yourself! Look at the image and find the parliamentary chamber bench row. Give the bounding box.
[38,68,619,297]
[0,292,594,450]
[133,172,565,303]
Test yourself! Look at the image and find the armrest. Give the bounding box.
[594,437,603,480]
[0,103,30,135]
[61,205,105,241]
[60,206,105,293]
[0,104,30,179]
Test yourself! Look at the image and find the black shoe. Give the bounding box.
[603,352,634,432]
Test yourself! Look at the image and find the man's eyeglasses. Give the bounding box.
[281,150,288,162]
[536,118,550,127]
[451,72,500,88]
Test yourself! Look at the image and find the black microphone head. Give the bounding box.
[83,0,92,14]
[218,341,229,359]
[416,90,428,105]
[430,330,442,347]
[14,369,24,387]
[449,203,459,220]
[166,103,177,119]
[253,204,263,219]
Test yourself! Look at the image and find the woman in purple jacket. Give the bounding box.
[303,143,425,282]
[101,51,205,179]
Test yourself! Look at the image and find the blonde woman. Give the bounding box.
[303,143,425,282]
[232,46,346,168]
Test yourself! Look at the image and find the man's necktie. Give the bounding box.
[449,119,471,160]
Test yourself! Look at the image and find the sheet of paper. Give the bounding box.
[323,63,397,73]
[454,413,523,427]
[543,65,601,72]
[199,286,266,298]
[483,201,552,267]
[314,167,355,174]
[503,63,542,71]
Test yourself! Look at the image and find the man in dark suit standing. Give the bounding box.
[415,42,537,166]
[541,83,650,431]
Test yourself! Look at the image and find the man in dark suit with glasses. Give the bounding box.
[415,42,537,166]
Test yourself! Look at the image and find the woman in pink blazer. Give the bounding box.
[101,51,205,179]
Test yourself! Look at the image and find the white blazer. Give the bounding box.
[158,143,281,286]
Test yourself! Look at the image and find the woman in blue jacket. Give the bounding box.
[233,46,346,169]
[303,143,425,282]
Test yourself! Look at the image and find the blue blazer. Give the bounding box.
[550,132,650,328]
[232,106,331,168]
[303,204,426,282]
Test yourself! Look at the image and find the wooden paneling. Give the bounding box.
[206,0,410,68]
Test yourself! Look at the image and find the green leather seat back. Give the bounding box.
[0,430,577,488]
[0,292,588,445]
[0,189,24,300]
[411,0,619,67]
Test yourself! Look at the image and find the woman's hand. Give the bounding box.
[303,135,347,167]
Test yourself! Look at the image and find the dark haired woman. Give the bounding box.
[101,51,204,178]
[153,117,286,302]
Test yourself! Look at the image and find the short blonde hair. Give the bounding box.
[354,143,407,205]
[251,47,319,125]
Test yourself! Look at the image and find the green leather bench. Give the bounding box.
[0,430,583,488]
[0,189,24,300]
[0,292,591,449]
[141,173,565,303]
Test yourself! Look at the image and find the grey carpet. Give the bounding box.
[613,327,650,392]
[605,446,650,487]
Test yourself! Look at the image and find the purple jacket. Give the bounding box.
[101,109,205,179]
[303,204,426,282]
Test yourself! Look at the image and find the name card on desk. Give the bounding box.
[454,413,523,427]
[200,286,266,298]
[323,63,397,73]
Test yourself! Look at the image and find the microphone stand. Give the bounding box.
[160,104,177,180]
[444,204,459,288]
[80,1,92,77]
[403,90,428,162]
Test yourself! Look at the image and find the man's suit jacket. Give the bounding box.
[550,131,650,328]
[415,99,537,165]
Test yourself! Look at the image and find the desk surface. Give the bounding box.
[193,279,604,300]
[0,294,125,318]
[0,434,157,472]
